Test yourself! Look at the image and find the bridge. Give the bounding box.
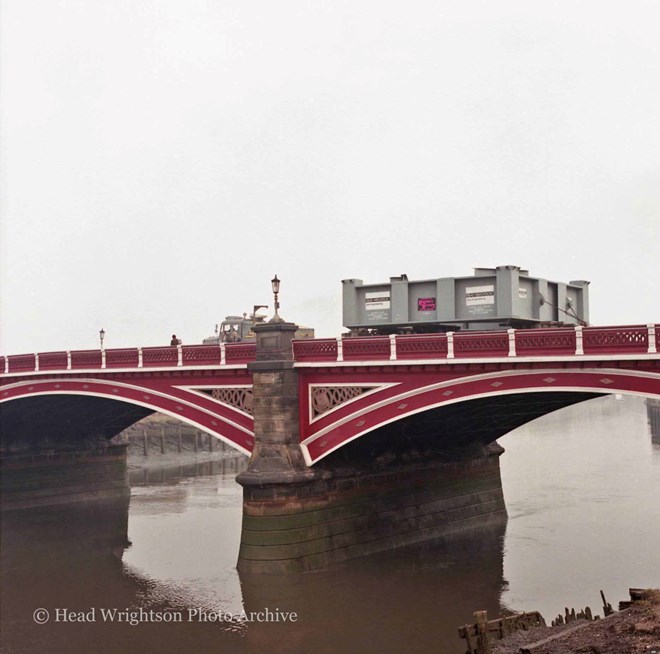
[2,323,659,572]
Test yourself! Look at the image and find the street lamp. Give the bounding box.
[270,275,283,322]
[99,328,105,350]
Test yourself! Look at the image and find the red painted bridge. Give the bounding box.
[1,324,659,466]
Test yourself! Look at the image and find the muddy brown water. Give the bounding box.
[2,395,659,653]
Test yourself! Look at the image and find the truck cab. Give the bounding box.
[220,314,262,342]
[202,313,315,344]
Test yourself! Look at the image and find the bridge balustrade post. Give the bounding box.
[220,342,226,365]
[35,353,39,372]
[336,336,343,362]
[447,331,455,359]
[138,347,143,368]
[389,334,397,360]
[176,343,183,367]
[101,348,106,369]
[507,329,516,357]
[648,324,657,354]
[66,351,71,370]
[575,325,584,355]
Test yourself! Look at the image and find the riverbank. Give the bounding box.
[492,589,660,654]
[120,413,246,466]
[121,412,248,481]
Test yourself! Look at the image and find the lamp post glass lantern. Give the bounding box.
[99,328,105,350]
[271,275,283,322]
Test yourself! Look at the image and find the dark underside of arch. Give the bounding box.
[319,391,604,469]
[0,395,154,452]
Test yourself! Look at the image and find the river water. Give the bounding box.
[1,395,659,653]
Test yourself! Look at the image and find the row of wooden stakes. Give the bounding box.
[458,610,545,654]
[458,589,618,654]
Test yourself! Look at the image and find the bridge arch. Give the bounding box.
[0,378,254,455]
[301,368,660,465]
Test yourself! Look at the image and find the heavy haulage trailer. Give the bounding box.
[342,265,589,335]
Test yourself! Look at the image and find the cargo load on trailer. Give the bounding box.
[342,265,589,335]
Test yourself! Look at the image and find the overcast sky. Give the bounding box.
[1,0,659,354]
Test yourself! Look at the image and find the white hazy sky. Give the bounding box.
[1,0,659,355]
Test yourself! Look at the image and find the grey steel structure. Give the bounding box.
[342,265,590,333]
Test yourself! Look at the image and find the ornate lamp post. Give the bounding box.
[270,275,283,323]
[99,328,105,350]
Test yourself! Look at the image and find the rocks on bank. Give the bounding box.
[489,589,660,654]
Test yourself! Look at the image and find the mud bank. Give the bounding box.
[491,589,660,654]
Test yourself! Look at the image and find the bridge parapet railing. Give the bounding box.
[6,354,38,373]
[225,343,256,363]
[2,324,656,374]
[36,351,68,370]
[342,337,391,361]
[452,331,509,358]
[515,328,577,357]
[105,348,140,368]
[182,344,222,366]
[70,350,103,369]
[293,339,339,362]
[141,346,178,367]
[395,334,449,359]
[582,325,649,354]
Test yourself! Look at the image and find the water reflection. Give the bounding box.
[238,526,506,654]
[499,394,660,619]
[2,455,506,654]
[0,467,249,654]
[128,456,248,487]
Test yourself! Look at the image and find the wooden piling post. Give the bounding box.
[160,427,165,454]
[143,429,148,456]
[474,611,491,654]
[600,590,613,616]
[460,626,475,654]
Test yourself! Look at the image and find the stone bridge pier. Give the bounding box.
[236,322,507,574]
